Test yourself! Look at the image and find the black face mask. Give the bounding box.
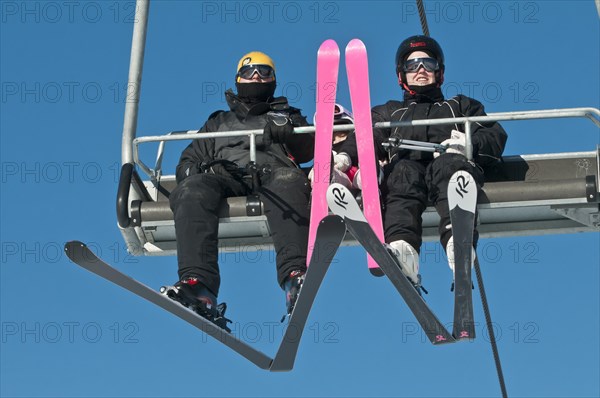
[405,83,444,102]
[408,82,437,94]
[235,81,276,104]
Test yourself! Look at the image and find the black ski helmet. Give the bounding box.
[395,35,445,91]
[395,35,445,74]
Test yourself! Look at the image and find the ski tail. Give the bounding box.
[307,39,340,267]
[448,170,478,340]
[345,38,384,277]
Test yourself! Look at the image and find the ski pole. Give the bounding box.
[382,137,447,153]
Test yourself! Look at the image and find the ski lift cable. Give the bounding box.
[416,0,430,36]
[474,258,508,398]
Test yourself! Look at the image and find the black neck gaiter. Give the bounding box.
[235,81,276,104]
[404,83,444,102]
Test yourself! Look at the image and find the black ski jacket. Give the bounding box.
[371,91,507,167]
[176,90,313,183]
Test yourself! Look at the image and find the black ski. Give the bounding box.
[448,170,477,340]
[326,183,455,345]
[65,240,273,369]
[64,215,346,371]
[270,215,346,371]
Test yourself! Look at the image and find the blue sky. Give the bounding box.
[1,1,599,397]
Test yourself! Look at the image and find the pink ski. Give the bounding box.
[307,39,340,267]
[345,39,384,276]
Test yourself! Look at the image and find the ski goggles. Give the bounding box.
[402,57,440,73]
[312,103,354,126]
[333,103,354,125]
[237,64,275,80]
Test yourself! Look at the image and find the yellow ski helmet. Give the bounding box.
[236,51,276,82]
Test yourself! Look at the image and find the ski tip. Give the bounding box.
[346,38,366,51]
[318,39,340,54]
[64,240,89,263]
[320,214,345,227]
[369,267,385,277]
[326,183,366,223]
[448,169,477,209]
[449,170,474,182]
[64,240,86,251]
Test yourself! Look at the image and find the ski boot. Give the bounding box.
[387,240,428,295]
[160,277,232,332]
[446,236,476,292]
[281,270,305,322]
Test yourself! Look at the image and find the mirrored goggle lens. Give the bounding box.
[333,104,353,122]
[237,65,275,80]
[403,57,439,73]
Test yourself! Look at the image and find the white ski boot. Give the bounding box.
[388,240,426,294]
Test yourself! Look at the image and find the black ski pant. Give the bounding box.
[169,167,311,296]
[382,154,484,254]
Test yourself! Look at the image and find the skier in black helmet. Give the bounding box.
[372,35,507,289]
[163,51,314,329]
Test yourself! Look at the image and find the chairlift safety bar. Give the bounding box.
[131,107,600,179]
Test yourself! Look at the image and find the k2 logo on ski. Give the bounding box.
[455,175,470,198]
[332,187,348,210]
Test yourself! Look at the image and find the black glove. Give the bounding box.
[198,160,244,180]
[263,113,294,146]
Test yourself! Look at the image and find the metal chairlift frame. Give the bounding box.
[117,0,600,257]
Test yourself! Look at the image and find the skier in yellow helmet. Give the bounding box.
[163,51,314,329]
